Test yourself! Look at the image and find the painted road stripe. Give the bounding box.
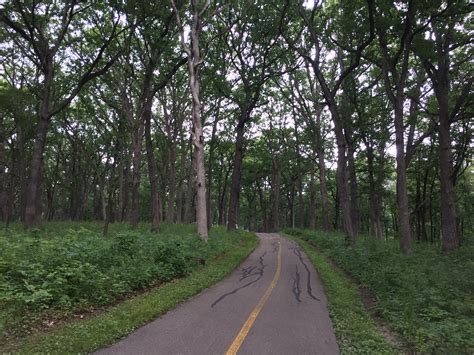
[225,239,282,355]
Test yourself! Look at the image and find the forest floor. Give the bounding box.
[284,228,474,354]
[0,222,258,353]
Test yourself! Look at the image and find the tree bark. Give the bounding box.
[167,142,177,223]
[25,116,49,228]
[144,89,161,232]
[348,145,359,236]
[437,82,458,250]
[394,98,412,254]
[308,166,316,229]
[270,154,281,232]
[227,122,245,231]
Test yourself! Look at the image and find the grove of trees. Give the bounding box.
[0,0,472,253]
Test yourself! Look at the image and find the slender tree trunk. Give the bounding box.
[316,148,331,232]
[218,159,231,226]
[227,122,245,230]
[348,146,359,236]
[144,93,161,232]
[206,111,220,228]
[0,125,6,223]
[257,181,268,232]
[176,139,189,223]
[184,149,196,223]
[167,142,177,223]
[308,166,316,229]
[367,144,377,238]
[270,155,281,232]
[394,98,412,254]
[15,126,27,222]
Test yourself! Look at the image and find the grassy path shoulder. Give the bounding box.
[284,233,396,354]
[4,230,258,354]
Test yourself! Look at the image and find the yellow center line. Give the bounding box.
[225,239,282,355]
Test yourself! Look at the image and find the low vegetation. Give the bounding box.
[285,229,474,353]
[0,222,257,351]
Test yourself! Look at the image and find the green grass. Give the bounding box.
[284,233,395,354]
[285,228,474,354]
[0,222,258,353]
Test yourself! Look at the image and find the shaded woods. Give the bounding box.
[0,0,472,253]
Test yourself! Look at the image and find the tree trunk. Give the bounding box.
[176,139,189,223]
[437,83,458,250]
[144,94,161,232]
[270,154,281,232]
[206,110,220,228]
[188,66,208,240]
[348,146,359,236]
[315,152,331,233]
[184,149,196,223]
[327,104,355,245]
[24,58,53,229]
[0,124,6,223]
[227,122,245,231]
[167,142,177,223]
[24,117,49,228]
[394,99,412,254]
[257,181,269,232]
[217,159,231,226]
[308,166,316,229]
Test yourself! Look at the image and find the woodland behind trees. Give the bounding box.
[0,0,472,254]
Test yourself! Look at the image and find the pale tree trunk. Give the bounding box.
[188,1,208,240]
[173,0,209,240]
[394,98,412,254]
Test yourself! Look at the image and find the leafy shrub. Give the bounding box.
[0,222,246,336]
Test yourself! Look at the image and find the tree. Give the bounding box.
[0,1,123,228]
[171,0,212,240]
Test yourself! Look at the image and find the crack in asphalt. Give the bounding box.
[272,241,279,253]
[211,252,267,308]
[290,247,320,301]
[292,265,301,303]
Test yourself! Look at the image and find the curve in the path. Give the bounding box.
[95,233,339,355]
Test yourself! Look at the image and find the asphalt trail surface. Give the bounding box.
[95,233,339,355]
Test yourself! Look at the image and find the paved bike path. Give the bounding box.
[95,233,339,354]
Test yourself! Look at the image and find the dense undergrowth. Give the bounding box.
[284,228,474,353]
[0,222,248,340]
